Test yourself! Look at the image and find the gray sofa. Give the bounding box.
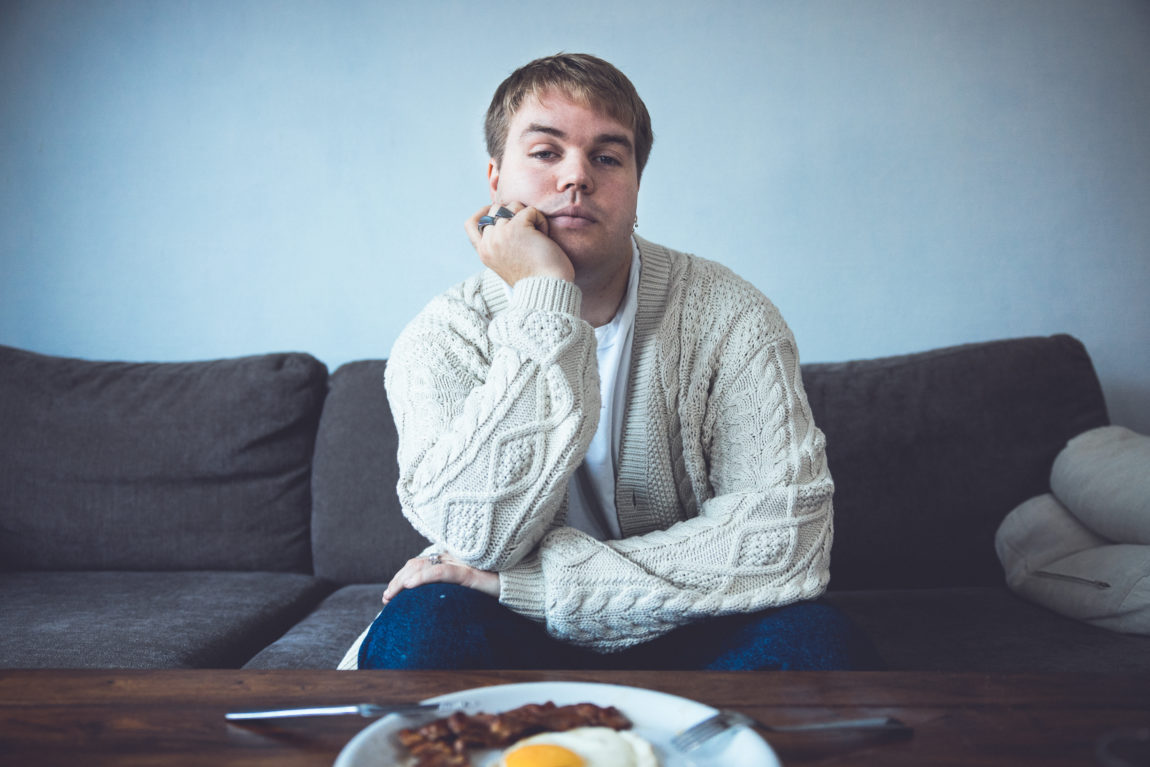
[2,334,1146,671]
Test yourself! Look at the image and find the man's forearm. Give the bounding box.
[386,276,600,571]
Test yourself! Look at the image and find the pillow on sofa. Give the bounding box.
[0,345,328,572]
[997,494,1150,635]
[1051,425,1150,545]
[997,493,1107,563]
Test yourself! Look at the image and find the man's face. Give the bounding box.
[489,90,639,277]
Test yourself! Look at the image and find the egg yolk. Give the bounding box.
[504,743,585,767]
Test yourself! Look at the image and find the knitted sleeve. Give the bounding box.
[385,274,600,571]
[498,299,833,652]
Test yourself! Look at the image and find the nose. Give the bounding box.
[557,153,595,194]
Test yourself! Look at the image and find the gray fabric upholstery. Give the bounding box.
[803,334,1109,590]
[0,345,328,572]
[824,587,1150,672]
[310,360,429,583]
[3,335,1142,672]
[243,584,385,669]
[312,337,1112,591]
[0,571,331,668]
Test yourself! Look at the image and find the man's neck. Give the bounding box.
[576,246,633,327]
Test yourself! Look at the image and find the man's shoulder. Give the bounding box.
[636,237,782,322]
[409,270,501,322]
[391,271,499,357]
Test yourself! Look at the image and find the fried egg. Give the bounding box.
[499,726,658,767]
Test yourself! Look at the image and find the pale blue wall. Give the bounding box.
[2,0,1148,433]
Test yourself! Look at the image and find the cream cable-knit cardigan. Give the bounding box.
[349,236,832,662]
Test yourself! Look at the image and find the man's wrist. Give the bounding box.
[509,276,582,316]
[497,557,546,622]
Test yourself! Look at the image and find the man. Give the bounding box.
[348,53,878,670]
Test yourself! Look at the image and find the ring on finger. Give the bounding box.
[426,552,443,566]
[478,207,514,234]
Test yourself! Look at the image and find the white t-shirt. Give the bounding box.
[565,241,640,540]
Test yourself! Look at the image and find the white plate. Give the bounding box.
[333,681,779,767]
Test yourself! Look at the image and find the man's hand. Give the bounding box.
[381,552,500,605]
[466,202,575,287]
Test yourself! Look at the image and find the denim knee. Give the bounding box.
[357,583,569,670]
[705,600,884,671]
[358,583,504,669]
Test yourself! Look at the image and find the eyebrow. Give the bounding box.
[522,123,634,154]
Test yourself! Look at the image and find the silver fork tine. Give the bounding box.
[671,711,743,751]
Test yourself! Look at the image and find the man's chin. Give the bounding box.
[554,233,632,272]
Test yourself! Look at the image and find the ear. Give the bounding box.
[487,159,500,202]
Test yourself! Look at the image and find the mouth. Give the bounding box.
[546,206,597,228]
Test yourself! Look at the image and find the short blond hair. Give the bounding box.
[485,53,654,179]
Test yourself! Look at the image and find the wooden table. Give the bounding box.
[1,670,1147,766]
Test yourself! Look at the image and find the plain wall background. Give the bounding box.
[2,0,1147,434]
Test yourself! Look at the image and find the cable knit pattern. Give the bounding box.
[387,273,598,570]
[385,236,832,652]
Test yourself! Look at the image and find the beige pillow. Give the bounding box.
[997,494,1150,635]
[1052,425,1150,545]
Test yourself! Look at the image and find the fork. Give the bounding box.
[671,709,911,752]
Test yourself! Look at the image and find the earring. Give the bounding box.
[633,215,639,230]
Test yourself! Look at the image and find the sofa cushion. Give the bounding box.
[0,571,332,668]
[0,346,328,572]
[310,361,429,583]
[824,586,1150,672]
[242,583,386,669]
[802,334,1109,590]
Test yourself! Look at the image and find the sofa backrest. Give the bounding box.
[310,360,428,583]
[803,334,1109,590]
[312,334,1110,590]
[0,345,327,573]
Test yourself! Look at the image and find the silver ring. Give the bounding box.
[427,552,442,566]
[476,206,512,234]
[478,207,514,233]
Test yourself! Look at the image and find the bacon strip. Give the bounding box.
[397,701,632,767]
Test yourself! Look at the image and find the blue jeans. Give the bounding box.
[358,583,882,670]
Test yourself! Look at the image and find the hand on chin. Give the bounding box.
[466,202,575,286]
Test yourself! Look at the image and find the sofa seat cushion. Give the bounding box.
[243,584,385,669]
[0,571,332,668]
[824,587,1150,673]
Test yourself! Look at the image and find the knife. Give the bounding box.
[225,701,466,721]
